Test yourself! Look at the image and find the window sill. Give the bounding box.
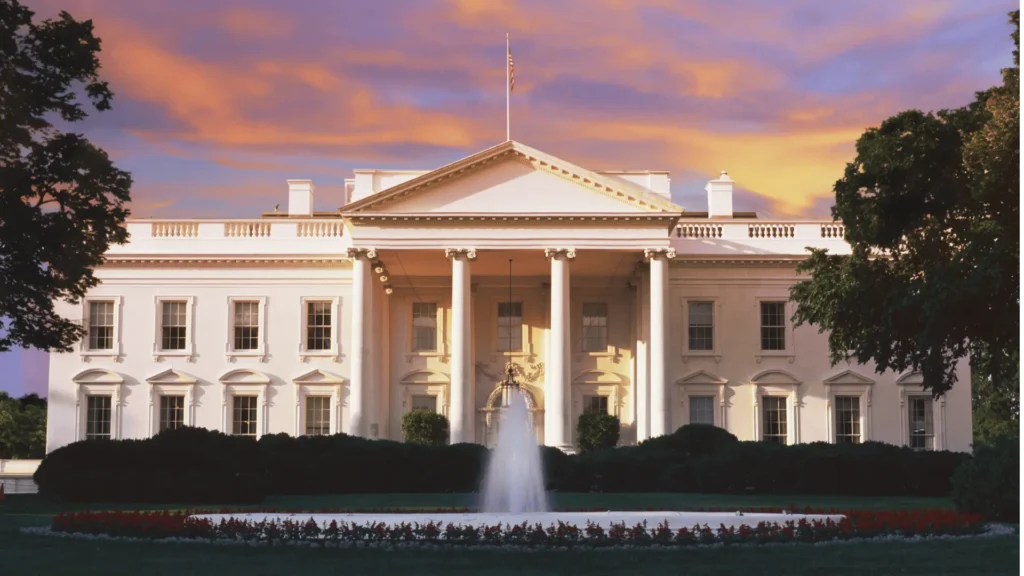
[299,351,339,361]
[80,351,122,362]
[153,351,194,362]
[754,351,795,363]
[227,351,267,362]
[681,351,721,363]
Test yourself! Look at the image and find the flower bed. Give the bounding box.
[48,507,984,549]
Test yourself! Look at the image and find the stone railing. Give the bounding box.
[676,220,846,241]
[135,219,345,240]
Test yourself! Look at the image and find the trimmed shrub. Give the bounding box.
[639,424,739,458]
[401,411,449,446]
[952,434,1019,522]
[575,413,620,453]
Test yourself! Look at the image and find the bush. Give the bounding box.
[638,424,739,458]
[575,413,620,453]
[952,434,1019,522]
[401,411,449,446]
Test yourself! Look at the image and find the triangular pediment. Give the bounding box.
[342,141,683,215]
[823,370,874,386]
[293,369,345,385]
[751,369,801,386]
[146,369,197,385]
[675,369,728,386]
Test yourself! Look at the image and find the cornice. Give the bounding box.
[102,255,352,268]
[344,213,681,224]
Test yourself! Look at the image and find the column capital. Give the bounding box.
[644,247,676,261]
[347,247,378,260]
[444,248,477,260]
[544,248,576,260]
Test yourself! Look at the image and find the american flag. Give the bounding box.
[508,46,515,92]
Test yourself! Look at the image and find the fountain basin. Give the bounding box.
[192,510,844,531]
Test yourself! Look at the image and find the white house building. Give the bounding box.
[45,140,972,454]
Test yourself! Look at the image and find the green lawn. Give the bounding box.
[1,493,1017,576]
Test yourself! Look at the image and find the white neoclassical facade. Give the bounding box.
[45,140,972,453]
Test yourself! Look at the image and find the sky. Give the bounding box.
[0,0,1017,396]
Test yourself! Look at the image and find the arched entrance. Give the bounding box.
[478,381,543,448]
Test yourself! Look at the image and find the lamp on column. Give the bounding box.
[499,258,520,408]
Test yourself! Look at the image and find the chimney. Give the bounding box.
[705,170,734,218]
[287,179,314,216]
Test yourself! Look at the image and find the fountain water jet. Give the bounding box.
[480,384,548,513]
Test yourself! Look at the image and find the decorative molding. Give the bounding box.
[475,361,545,384]
[644,247,677,260]
[146,369,197,434]
[103,256,352,268]
[346,213,682,223]
[543,248,577,260]
[346,247,378,260]
[293,369,345,436]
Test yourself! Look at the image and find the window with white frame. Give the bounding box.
[412,302,438,352]
[232,301,260,351]
[834,396,861,443]
[583,395,609,415]
[581,302,608,352]
[305,396,331,435]
[762,396,787,444]
[497,302,523,352]
[411,394,438,412]
[687,302,714,351]
[689,395,715,425]
[908,397,933,450]
[305,301,333,351]
[87,301,115,351]
[759,302,786,351]
[159,395,185,432]
[86,395,112,440]
[232,396,258,437]
[160,300,188,351]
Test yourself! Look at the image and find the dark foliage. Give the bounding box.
[401,411,450,446]
[575,412,620,453]
[951,434,1019,522]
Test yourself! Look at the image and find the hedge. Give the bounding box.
[575,413,620,453]
[951,434,1019,522]
[401,411,449,446]
[35,425,969,503]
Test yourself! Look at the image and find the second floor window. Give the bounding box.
[581,302,608,352]
[760,301,786,351]
[412,302,438,352]
[306,301,332,351]
[497,302,523,352]
[233,301,260,351]
[161,301,187,350]
[687,301,714,351]
[88,301,115,350]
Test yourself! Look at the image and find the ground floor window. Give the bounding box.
[583,395,609,415]
[159,395,185,432]
[411,394,438,412]
[305,396,331,435]
[232,395,258,437]
[762,396,787,444]
[688,395,715,425]
[834,395,860,443]
[908,397,933,450]
[86,395,112,440]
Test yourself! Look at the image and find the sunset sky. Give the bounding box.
[1,0,1017,396]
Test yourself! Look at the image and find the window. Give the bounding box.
[689,396,715,425]
[908,397,933,450]
[85,395,112,440]
[583,395,609,415]
[762,396,787,444]
[232,396,258,437]
[412,302,438,352]
[581,303,608,352]
[305,301,332,351]
[160,300,188,351]
[760,302,786,351]
[87,301,115,351]
[411,395,438,412]
[688,302,714,351]
[305,396,331,435]
[834,396,861,443]
[497,302,523,352]
[159,395,185,432]
[233,301,260,351]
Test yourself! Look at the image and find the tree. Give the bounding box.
[972,350,1019,445]
[0,392,47,458]
[790,10,1019,397]
[0,0,131,353]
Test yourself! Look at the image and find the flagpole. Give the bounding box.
[505,33,510,141]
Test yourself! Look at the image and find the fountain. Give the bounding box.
[480,366,548,513]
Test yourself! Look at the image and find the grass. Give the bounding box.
[0,493,1017,576]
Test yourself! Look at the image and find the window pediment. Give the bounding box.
[72,368,123,385]
[146,368,197,385]
[750,369,801,387]
[219,369,270,385]
[399,370,450,385]
[824,369,874,387]
[293,369,345,385]
[571,369,626,385]
[675,369,727,386]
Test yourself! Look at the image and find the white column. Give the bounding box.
[346,248,375,437]
[446,248,476,444]
[544,248,575,450]
[645,248,675,438]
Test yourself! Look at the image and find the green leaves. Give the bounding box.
[0,393,46,459]
[0,0,131,352]
[790,10,1019,397]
